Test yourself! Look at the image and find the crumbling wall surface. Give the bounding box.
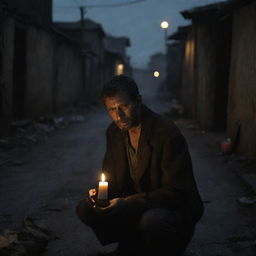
[0,17,15,135]
[25,26,55,119]
[54,43,83,112]
[227,1,256,157]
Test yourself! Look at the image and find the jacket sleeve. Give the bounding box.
[125,129,192,212]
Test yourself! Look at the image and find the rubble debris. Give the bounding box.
[52,117,68,129]
[68,115,85,123]
[0,140,14,151]
[237,196,256,207]
[11,120,32,129]
[0,217,58,256]
[186,123,200,130]
[23,217,58,241]
[0,112,86,154]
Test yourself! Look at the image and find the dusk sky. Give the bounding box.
[53,0,226,68]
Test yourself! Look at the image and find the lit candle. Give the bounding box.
[98,173,108,201]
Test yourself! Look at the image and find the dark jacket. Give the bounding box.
[102,105,204,224]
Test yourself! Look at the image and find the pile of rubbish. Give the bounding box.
[0,217,57,256]
[163,99,184,120]
[0,114,85,152]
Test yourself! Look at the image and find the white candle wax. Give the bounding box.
[98,173,108,200]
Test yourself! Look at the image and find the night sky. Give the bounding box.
[53,0,226,68]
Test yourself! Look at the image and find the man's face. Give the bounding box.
[104,93,141,131]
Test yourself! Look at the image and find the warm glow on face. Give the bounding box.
[154,71,160,77]
[160,21,169,29]
[116,64,124,75]
[104,93,138,131]
[101,173,105,182]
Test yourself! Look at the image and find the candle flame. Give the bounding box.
[101,173,105,182]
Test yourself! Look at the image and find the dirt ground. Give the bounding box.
[0,98,255,256]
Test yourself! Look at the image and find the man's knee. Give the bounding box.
[138,208,194,255]
[139,208,172,235]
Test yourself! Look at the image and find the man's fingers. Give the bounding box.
[89,189,97,197]
[94,205,114,215]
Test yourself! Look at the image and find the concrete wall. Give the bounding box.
[54,43,83,112]
[84,31,104,103]
[195,22,217,130]
[25,26,55,118]
[227,1,256,157]
[166,42,184,101]
[194,17,232,131]
[0,17,15,135]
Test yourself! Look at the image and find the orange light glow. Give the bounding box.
[101,173,105,182]
[116,64,124,75]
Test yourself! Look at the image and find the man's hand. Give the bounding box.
[87,188,97,207]
[94,197,127,215]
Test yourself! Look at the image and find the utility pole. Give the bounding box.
[79,6,87,101]
[79,6,86,48]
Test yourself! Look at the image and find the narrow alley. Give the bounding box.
[1,1,256,256]
[0,96,255,256]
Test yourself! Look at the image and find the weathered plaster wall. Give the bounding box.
[0,17,15,134]
[227,1,256,157]
[195,22,217,130]
[54,43,83,112]
[25,26,55,118]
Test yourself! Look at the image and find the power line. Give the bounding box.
[56,0,146,9]
[84,0,146,8]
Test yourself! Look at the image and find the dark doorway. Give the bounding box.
[214,17,232,131]
[0,48,3,120]
[12,24,26,119]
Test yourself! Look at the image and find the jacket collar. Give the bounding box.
[136,105,155,181]
[119,104,155,142]
[116,104,156,183]
[117,105,154,182]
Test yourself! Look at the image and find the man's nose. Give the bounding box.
[116,108,125,120]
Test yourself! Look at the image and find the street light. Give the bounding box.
[116,63,124,75]
[160,20,169,54]
[154,71,160,78]
[160,21,169,29]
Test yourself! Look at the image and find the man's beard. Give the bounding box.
[116,119,132,130]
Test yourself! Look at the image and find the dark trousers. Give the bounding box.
[76,199,195,256]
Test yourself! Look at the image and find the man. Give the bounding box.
[76,75,204,256]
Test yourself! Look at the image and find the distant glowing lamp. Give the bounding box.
[160,21,169,29]
[154,71,160,77]
[116,63,124,75]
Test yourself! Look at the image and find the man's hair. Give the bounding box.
[101,75,140,102]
